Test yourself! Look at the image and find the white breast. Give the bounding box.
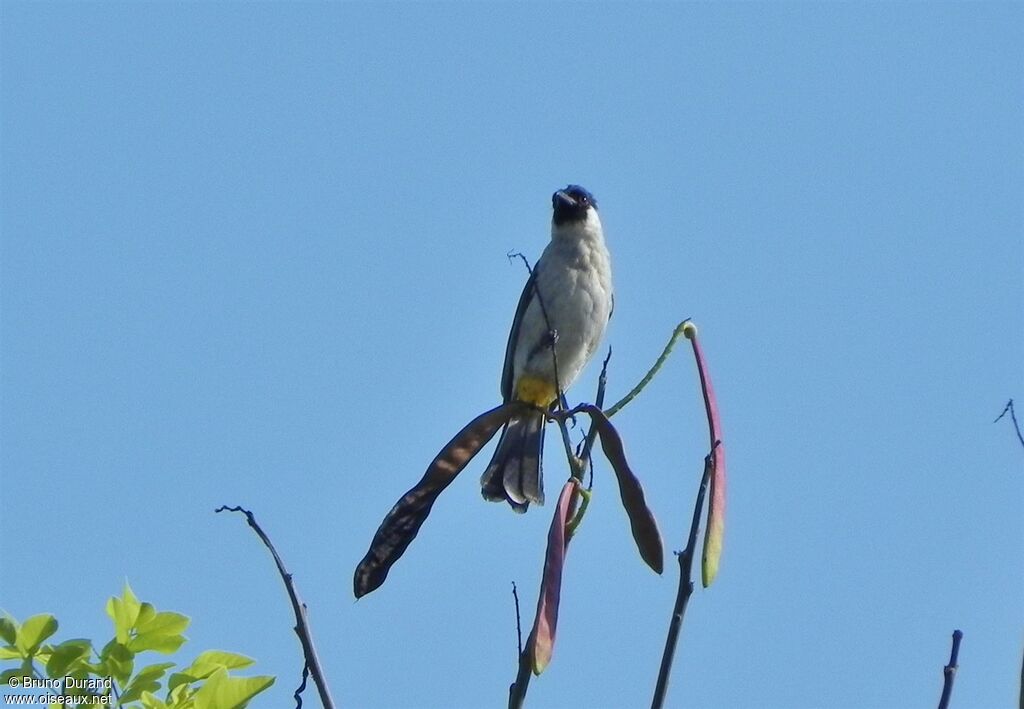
[512,210,613,395]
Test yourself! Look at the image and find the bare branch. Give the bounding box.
[555,414,582,480]
[994,399,1024,451]
[578,346,612,472]
[215,505,336,709]
[508,631,535,709]
[506,582,534,706]
[650,454,713,709]
[937,629,963,709]
[512,582,523,657]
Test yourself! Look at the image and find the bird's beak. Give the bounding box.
[553,190,576,209]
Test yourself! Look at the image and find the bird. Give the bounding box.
[480,185,614,512]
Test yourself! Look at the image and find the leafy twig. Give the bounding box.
[938,629,963,709]
[215,505,336,709]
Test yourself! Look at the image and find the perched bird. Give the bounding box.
[480,185,614,512]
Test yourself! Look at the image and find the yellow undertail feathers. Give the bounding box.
[515,375,558,408]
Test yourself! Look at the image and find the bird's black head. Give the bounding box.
[552,185,597,226]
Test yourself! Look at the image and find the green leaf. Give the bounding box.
[107,597,132,644]
[167,681,196,708]
[0,646,21,659]
[193,668,274,709]
[45,638,92,677]
[166,649,255,692]
[128,632,186,654]
[135,661,177,683]
[188,651,256,674]
[79,659,106,676]
[105,583,145,644]
[140,690,170,709]
[0,667,23,685]
[0,614,18,645]
[167,672,198,691]
[57,688,102,709]
[129,611,190,653]
[136,602,157,628]
[122,679,162,704]
[121,662,175,705]
[15,614,58,656]
[2,658,36,685]
[34,647,52,666]
[122,583,142,621]
[99,639,134,685]
[136,611,190,638]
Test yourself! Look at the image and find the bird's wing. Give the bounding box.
[501,266,539,402]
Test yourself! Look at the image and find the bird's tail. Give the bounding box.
[480,409,546,512]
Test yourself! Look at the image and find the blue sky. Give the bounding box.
[2,2,1022,708]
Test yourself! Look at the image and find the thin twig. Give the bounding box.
[994,399,1024,450]
[552,348,612,484]
[938,629,963,709]
[294,663,310,709]
[215,505,336,709]
[650,454,713,709]
[508,629,535,709]
[512,582,523,656]
[555,415,583,480]
[605,319,690,419]
[565,486,591,538]
[578,347,612,469]
[509,251,565,409]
